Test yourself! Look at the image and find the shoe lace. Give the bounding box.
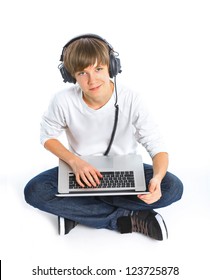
[132,214,149,236]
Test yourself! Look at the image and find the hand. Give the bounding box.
[70,156,103,188]
[137,177,162,204]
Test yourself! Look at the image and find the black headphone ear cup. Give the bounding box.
[58,63,76,84]
[109,53,122,78]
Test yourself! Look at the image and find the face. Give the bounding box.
[74,62,112,103]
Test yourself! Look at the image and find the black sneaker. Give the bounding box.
[58,217,78,235]
[117,210,168,241]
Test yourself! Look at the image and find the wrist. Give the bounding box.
[152,175,163,183]
[66,153,79,167]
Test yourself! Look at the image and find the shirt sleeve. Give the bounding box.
[132,94,168,158]
[40,94,67,146]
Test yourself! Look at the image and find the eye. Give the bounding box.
[76,71,87,77]
[78,71,86,76]
[96,67,103,72]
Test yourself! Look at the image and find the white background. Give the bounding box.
[0,0,210,279]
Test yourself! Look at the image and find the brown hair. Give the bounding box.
[63,38,110,78]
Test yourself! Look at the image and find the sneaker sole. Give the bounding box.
[58,217,65,235]
[155,213,168,240]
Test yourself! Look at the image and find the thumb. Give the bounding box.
[148,180,156,193]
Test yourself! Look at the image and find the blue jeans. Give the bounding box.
[24,164,183,231]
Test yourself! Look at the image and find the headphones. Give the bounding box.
[58,33,122,83]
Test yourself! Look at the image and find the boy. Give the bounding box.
[24,34,183,240]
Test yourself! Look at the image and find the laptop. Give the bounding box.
[56,154,148,197]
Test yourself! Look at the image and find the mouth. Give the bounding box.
[89,84,101,91]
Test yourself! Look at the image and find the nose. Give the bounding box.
[88,72,97,84]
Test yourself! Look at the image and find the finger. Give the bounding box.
[90,170,103,185]
[137,193,151,201]
[138,193,156,202]
[76,170,100,188]
[80,173,95,187]
[75,174,86,188]
[148,182,156,193]
[138,192,161,204]
[85,169,102,187]
[75,172,94,187]
[87,174,98,187]
[96,170,103,178]
[138,196,154,204]
[82,171,102,187]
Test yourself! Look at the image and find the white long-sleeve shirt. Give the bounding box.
[40,83,167,158]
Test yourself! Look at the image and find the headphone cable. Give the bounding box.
[104,77,119,156]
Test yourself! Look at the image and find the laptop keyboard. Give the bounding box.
[69,171,135,190]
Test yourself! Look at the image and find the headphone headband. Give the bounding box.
[60,33,114,62]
